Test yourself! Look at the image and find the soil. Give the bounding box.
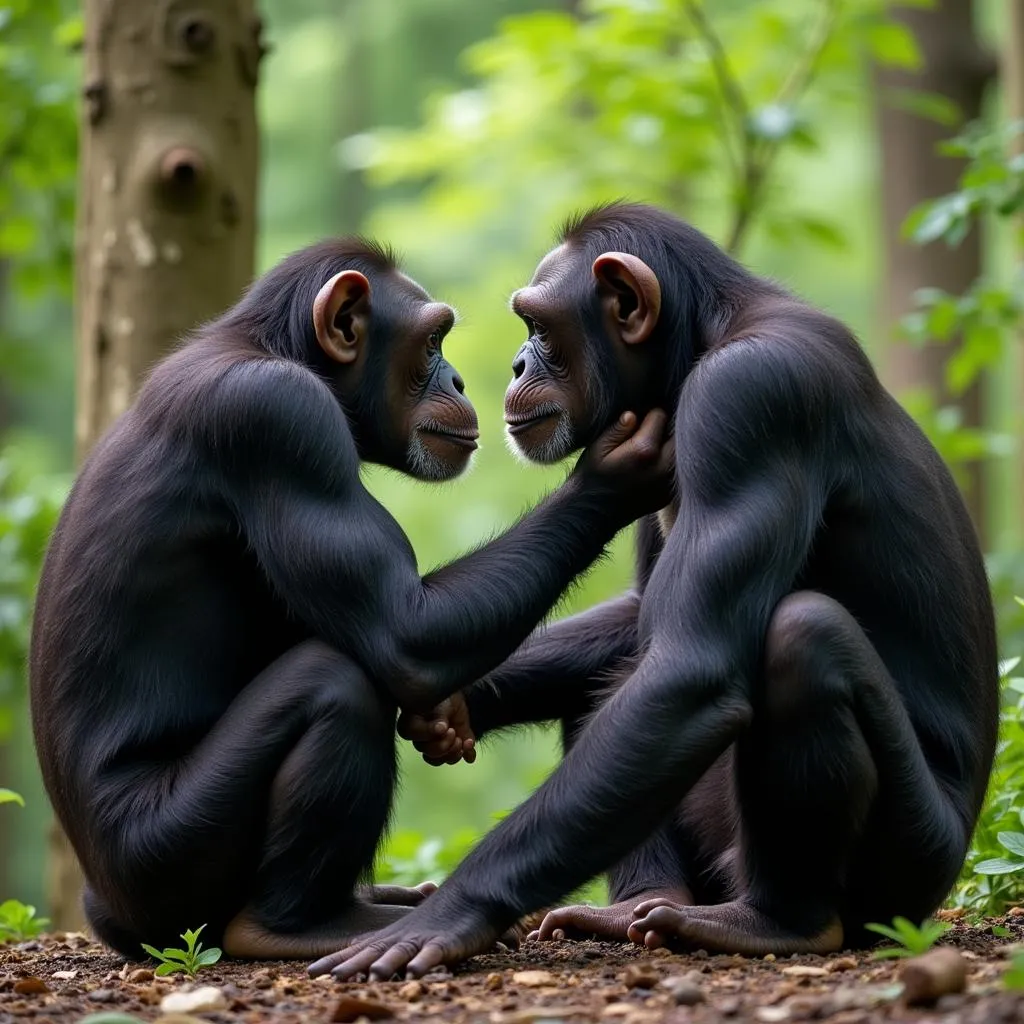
[2,914,1024,1024]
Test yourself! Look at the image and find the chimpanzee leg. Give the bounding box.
[629,591,968,955]
[85,640,413,958]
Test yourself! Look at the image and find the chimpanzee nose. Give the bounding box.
[512,352,527,378]
[452,371,466,394]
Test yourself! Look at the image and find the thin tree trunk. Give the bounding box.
[51,0,263,932]
[872,0,994,543]
[1005,1,1024,539]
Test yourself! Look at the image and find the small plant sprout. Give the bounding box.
[865,916,952,959]
[0,899,50,942]
[141,924,222,977]
[0,788,24,807]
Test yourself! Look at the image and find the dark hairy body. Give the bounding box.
[30,238,671,960]
[315,203,999,980]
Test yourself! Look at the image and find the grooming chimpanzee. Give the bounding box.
[30,237,674,960]
[313,202,999,980]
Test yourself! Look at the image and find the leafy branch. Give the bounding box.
[682,0,841,254]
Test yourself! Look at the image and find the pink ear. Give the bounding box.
[313,271,372,364]
[592,251,661,344]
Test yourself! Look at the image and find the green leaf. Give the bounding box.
[998,832,1024,858]
[993,925,1012,938]
[872,946,913,959]
[0,788,24,806]
[140,943,166,961]
[154,962,183,977]
[157,948,191,962]
[975,857,1024,875]
[864,921,903,943]
[195,947,222,967]
[868,22,921,70]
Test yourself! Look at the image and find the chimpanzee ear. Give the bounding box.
[592,252,661,345]
[312,271,372,365]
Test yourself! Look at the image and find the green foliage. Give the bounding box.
[0,898,49,941]
[1005,950,1024,989]
[377,828,482,885]
[0,787,23,806]
[140,924,222,978]
[953,617,1024,916]
[865,916,951,959]
[354,0,913,269]
[0,447,66,742]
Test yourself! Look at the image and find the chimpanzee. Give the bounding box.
[29,236,674,960]
[312,202,1000,980]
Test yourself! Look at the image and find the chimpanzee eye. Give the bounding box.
[427,329,443,352]
[524,316,548,340]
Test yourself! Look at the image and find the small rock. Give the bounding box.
[330,995,395,1022]
[718,996,742,1016]
[623,963,660,990]
[781,965,828,978]
[128,968,154,983]
[12,977,49,995]
[159,985,228,1014]
[787,996,824,1020]
[89,988,116,1002]
[398,980,424,1001]
[900,947,967,1006]
[756,1007,791,1022]
[602,1004,637,1018]
[1008,907,1024,918]
[661,975,705,1006]
[485,973,504,991]
[826,957,857,973]
[250,968,276,989]
[936,907,966,921]
[763,953,777,962]
[692,949,709,959]
[512,970,557,988]
[52,970,78,980]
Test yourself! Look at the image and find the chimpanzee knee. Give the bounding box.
[761,591,861,722]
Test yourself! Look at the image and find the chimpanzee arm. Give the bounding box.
[214,363,660,708]
[306,342,852,979]
[463,593,640,737]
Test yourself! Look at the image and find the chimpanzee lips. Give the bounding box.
[418,425,479,451]
[505,409,561,437]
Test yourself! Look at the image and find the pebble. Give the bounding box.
[755,1006,791,1022]
[661,974,706,1006]
[12,977,49,995]
[781,965,829,978]
[623,963,660,990]
[88,987,116,1002]
[159,985,228,1014]
[485,973,504,991]
[52,970,78,980]
[826,957,858,973]
[249,968,276,989]
[330,994,395,1022]
[397,980,424,1001]
[900,947,967,1006]
[512,969,557,987]
[128,968,154,983]
[718,995,742,1016]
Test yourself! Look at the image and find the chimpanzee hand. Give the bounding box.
[308,895,501,980]
[573,409,675,519]
[526,888,693,943]
[397,694,477,765]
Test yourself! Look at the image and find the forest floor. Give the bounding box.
[2,915,1024,1024]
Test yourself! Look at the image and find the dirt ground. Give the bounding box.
[2,916,1024,1024]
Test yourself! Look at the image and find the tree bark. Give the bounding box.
[51,0,263,932]
[1005,2,1024,537]
[872,0,994,543]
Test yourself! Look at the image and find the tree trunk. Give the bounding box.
[1005,1,1024,542]
[51,0,263,932]
[872,0,994,542]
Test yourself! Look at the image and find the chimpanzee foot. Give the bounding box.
[308,900,503,980]
[223,903,413,959]
[627,899,843,957]
[528,889,694,943]
[359,882,438,906]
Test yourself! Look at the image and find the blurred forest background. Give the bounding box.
[5,0,1024,926]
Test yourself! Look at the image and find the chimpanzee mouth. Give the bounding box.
[418,425,480,451]
[505,406,562,436]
